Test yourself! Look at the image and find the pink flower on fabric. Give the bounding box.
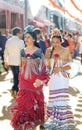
[54,54,60,58]
[26,53,30,57]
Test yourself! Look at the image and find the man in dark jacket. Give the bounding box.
[0,31,7,65]
[33,28,47,54]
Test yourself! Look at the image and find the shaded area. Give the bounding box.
[0,72,8,81]
[78,72,82,76]
[2,91,7,94]
[0,70,13,83]
[74,93,82,129]
[75,57,81,62]
[0,99,14,120]
[69,86,80,96]
[74,114,82,118]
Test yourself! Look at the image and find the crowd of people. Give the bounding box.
[0,25,82,130]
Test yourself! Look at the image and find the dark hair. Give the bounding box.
[24,31,40,47]
[12,27,22,35]
[25,31,37,41]
[50,47,54,58]
[50,35,62,58]
[52,35,62,42]
[60,29,63,33]
[33,28,41,35]
[68,33,72,38]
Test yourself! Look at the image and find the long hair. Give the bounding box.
[50,35,62,58]
[51,35,62,42]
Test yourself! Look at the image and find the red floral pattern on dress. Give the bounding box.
[26,53,30,57]
[54,54,60,58]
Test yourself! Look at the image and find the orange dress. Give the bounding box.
[68,39,75,57]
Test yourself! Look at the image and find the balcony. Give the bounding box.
[2,0,24,8]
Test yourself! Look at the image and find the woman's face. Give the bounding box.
[24,33,35,46]
[52,37,61,49]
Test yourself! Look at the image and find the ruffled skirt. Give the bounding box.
[10,88,44,130]
[44,73,76,130]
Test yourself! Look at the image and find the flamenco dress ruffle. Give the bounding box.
[44,73,76,130]
[10,67,49,130]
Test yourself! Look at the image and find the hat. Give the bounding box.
[24,25,35,33]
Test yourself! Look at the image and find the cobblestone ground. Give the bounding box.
[0,57,82,130]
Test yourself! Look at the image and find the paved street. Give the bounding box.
[0,57,82,130]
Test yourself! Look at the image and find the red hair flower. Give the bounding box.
[54,54,60,58]
[26,53,30,57]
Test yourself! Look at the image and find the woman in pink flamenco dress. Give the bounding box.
[10,30,49,130]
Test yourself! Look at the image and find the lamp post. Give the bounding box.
[24,0,28,26]
[63,0,65,30]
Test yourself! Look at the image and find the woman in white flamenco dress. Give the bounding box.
[44,36,76,130]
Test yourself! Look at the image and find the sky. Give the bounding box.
[21,0,82,20]
[28,0,49,16]
[64,0,82,19]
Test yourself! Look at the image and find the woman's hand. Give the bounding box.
[34,79,43,88]
[53,65,71,74]
[4,62,9,69]
[54,67,61,74]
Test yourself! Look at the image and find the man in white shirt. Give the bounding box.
[4,27,25,98]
